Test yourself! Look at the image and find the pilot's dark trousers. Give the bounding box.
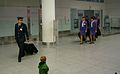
[16,40,25,61]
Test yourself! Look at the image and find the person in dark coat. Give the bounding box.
[15,17,29,62]
[85,16,91,42]
[96,16,101,37]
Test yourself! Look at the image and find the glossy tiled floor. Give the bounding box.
[0,35,120,74]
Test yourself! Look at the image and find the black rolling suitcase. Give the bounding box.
[24,42,38,55]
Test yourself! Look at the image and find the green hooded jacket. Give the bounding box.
[38,62,49,74]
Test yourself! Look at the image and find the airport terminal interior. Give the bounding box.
[0,0,120,74]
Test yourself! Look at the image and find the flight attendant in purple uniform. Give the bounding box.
[80,16,87,44]
[89,16,97,44]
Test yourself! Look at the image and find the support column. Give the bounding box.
[42,0,55,43]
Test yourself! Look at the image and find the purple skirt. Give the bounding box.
[90,28,96,35]
[80,28,86,35]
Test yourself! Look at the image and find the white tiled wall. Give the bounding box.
[104,0,120,28]
[0,0,39,7]
[0,0,40,37]
[0,7,27,37]
[105,0,120,18]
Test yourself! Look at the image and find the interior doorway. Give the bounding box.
[84,10,94,20]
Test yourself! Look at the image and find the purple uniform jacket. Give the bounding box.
[89,20,97,31]
[80,20,87,31]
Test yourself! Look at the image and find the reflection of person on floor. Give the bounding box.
[80,16,87,44]
[38,56,49,74]
[89,16,97,44]
[15,17,29,62]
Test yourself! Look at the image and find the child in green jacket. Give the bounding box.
[38,56,49,74]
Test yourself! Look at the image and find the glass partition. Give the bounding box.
[103,16,120,35]
[110,18,120,33]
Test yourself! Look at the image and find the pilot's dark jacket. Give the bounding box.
[15,23,29,60]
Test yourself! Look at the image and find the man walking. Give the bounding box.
[15,17,29,62]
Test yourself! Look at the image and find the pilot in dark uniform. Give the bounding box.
[15,17,29,62]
